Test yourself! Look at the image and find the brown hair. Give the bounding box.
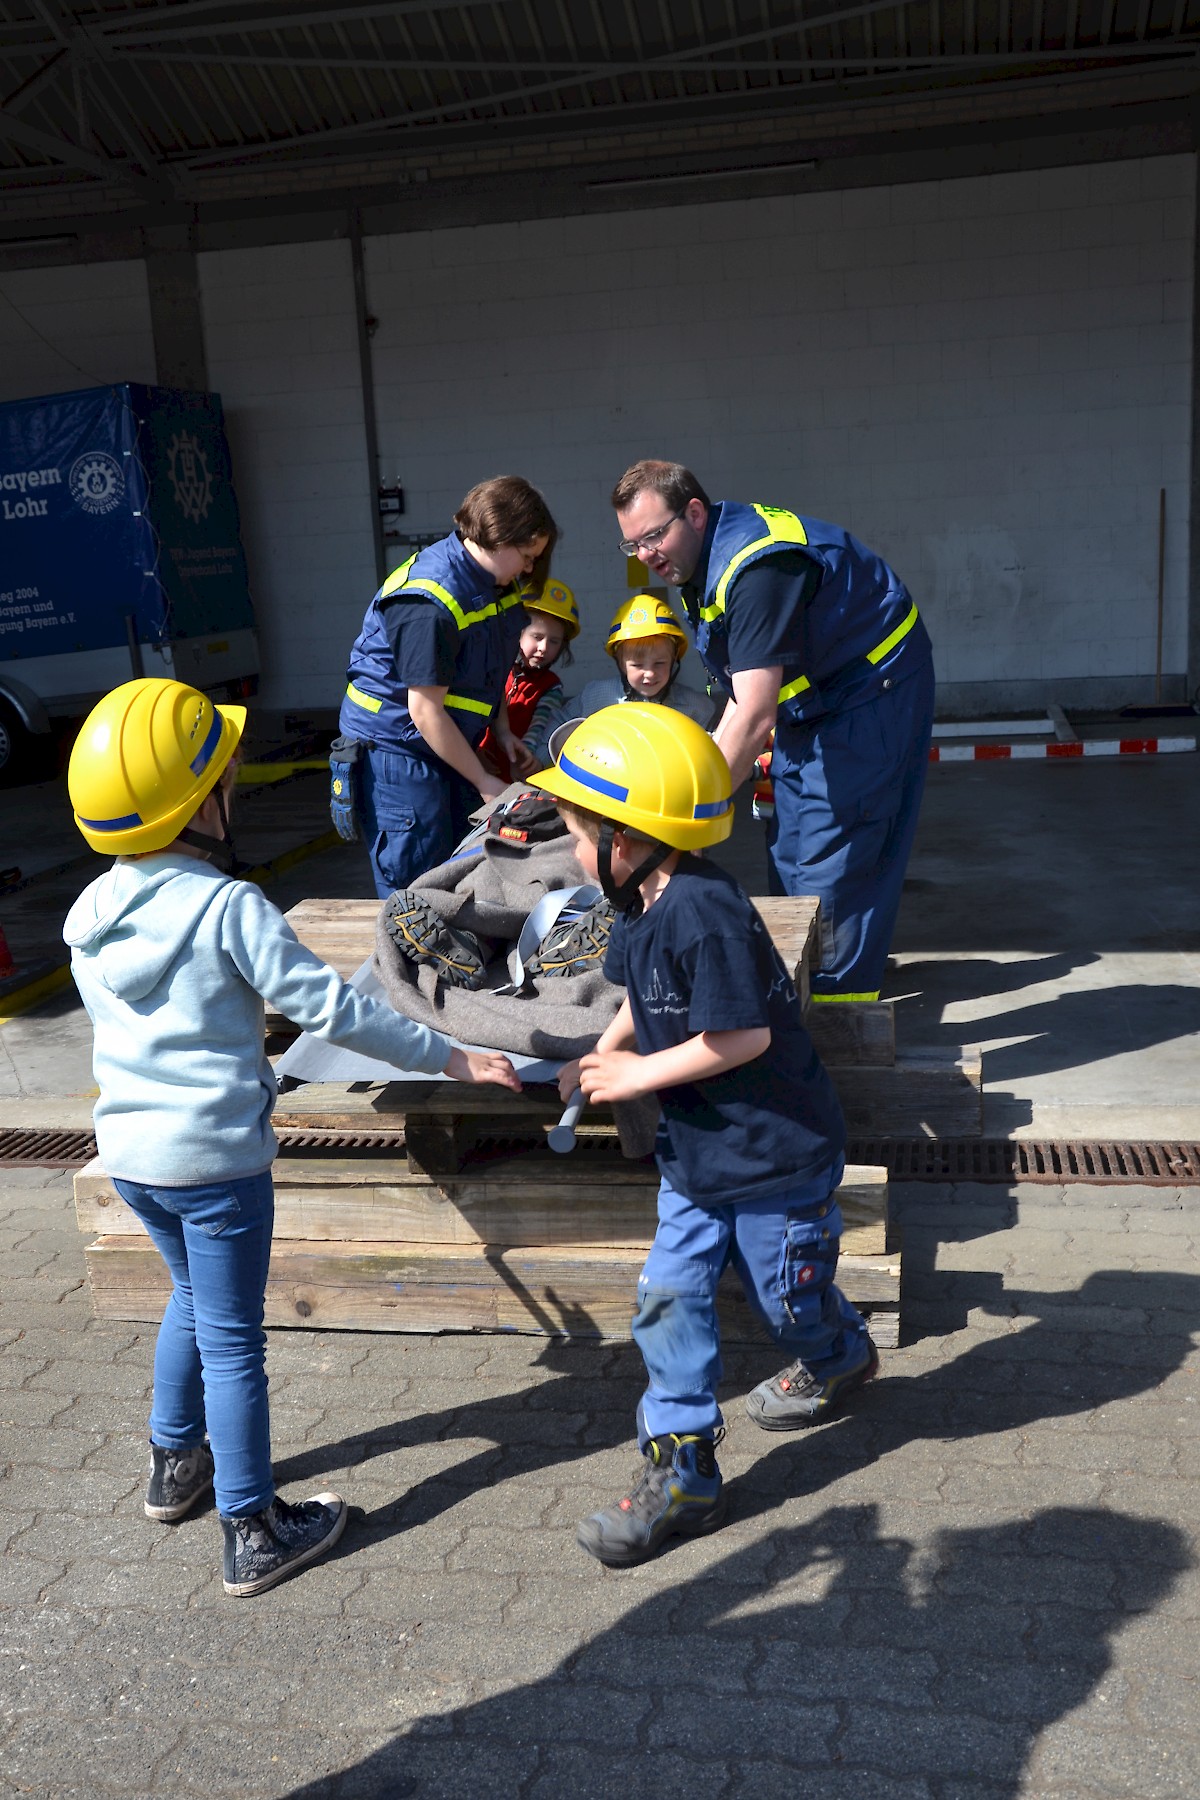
[555,798,655,847]
[610,460,711,515]
[455,476,558,588]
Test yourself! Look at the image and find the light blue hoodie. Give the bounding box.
[63,852,451,1185]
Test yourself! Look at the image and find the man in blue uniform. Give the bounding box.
[611,460,934,1002]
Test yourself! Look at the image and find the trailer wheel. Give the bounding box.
[0,698,42,786]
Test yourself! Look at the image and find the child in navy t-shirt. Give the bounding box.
[533,702,878,1568]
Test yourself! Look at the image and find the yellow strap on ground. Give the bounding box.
[345,680,382,714]
[809,991,881,1002]
[866,601,919,665]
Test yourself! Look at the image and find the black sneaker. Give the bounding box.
[576,1434,726,1566]
[525,897,615,979]
[745,1337,879,1432]
[144,1441,214,1522]
[221,1491,348,1597]
[384,891,487,989]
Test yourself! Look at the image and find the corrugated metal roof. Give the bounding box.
[2,0,1198,213]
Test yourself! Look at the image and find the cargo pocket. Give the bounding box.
[780,1200,843,1328]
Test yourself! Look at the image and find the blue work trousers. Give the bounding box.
[114,1171,275,1518]
[632,1164,869,1445]
[767,659,934,998]
[359,744,479,899]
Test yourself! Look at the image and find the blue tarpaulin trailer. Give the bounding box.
[0,382,258,778]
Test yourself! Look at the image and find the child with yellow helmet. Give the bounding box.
[526,593,716,764]
[479,576,579,782]
[63,678,519,1598]
[531,706,877,1566]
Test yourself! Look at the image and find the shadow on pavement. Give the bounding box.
[280,1501,1191,1799]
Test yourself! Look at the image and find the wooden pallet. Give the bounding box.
[75,1148,900,1347]
[266,897,982,1136]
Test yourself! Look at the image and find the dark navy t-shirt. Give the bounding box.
[604,856,846,1206]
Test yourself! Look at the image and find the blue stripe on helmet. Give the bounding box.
[189,710,224,777]
[80,811,143,831]
[693,797,731,819]
[559,750,629,804]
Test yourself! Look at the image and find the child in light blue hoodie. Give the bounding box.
[64,677,520,1597]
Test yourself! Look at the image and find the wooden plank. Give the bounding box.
[74,1157,889,1255]
[805,1000,895,1067]
[84,1234,900,1341]
[266,894,820,1030]
[830,1047,984,1137]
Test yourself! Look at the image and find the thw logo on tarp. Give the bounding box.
[167,430,213,523]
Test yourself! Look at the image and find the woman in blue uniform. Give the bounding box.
[339,476,557,897]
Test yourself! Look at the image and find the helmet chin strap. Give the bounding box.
[597,821,672,913]
[178,781,238,874]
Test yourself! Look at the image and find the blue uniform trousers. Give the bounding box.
[359,744,479,900]
[766,658,934,998]
[632,1163,869,1446]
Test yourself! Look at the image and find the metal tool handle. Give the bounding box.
[548,1087,586,1154]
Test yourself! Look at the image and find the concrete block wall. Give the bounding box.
[366,154,1195,707]
[0,260,155,401]
[196,239,376,713]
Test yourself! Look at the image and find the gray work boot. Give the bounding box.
[577,1434,726,1566]
[384,891,487,988]
[526,896,615,978]
[745,1337,879,1432]
[221,1492,347,1597]
[145,1441,214,1522]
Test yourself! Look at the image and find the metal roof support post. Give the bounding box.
[349,206,386,589]
[1188,139,1200,707]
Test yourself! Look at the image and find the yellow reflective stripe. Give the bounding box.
[778,673,811,705]
[809,991,881,1003]
[499,584,526,612]
[444,692,493,717]
[396,577,499,631]
[380,554,418,598]
[345,680,382,714]
[866,600,919,665]
[703,504,809,622]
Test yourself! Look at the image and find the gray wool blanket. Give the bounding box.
[373,818,623,1062]
[372,810,660,1157]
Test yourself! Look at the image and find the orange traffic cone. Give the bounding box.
[0,924,14,979]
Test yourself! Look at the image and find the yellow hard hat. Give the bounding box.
[522,577,580,640]
[68,677,246,856]
[530,704,732,850]
[606,594,688,661]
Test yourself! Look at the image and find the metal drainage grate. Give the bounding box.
[847,1138,1200,1184]
[3,1126,1200,1185]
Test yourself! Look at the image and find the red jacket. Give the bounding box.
[480,664,562,782]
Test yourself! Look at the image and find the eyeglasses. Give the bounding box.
[618,511,684,557]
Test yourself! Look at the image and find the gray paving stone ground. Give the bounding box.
[2,1163,1199,1800]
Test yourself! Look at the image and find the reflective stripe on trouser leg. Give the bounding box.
[726,1166,870,1377]
[767,659,934,997]
[632,1177,731,1446]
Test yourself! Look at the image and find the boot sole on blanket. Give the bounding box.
[525,897,616,979]
[384,892,488,989]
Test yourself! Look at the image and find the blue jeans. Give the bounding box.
[359,744,479,900]
[114,1171,275,1518]
[631,1163,868,1444]
[768,658,935,997]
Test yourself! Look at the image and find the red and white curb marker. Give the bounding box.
[930,737,1196,763]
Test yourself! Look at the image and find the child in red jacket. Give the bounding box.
[481,579,579,782]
